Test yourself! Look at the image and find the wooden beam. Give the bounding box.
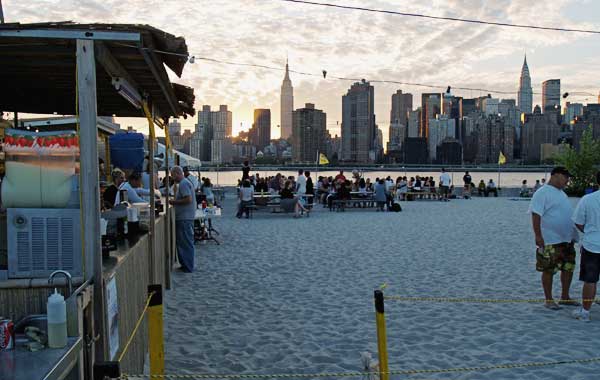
[94,42,140,93]
[0,29,140,41]
[139,37,179,118]
[76,39,107,362]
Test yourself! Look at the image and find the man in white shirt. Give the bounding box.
[295,169,307,195]
[572,172,600,322]
[439,168,451,202]
[529,166,578,310]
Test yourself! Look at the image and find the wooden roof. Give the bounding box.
[0,22,195,120]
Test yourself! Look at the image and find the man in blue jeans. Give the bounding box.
[169,166,197,272]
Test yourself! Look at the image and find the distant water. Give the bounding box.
[200,169,549,187]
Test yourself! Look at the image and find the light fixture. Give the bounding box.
[188,56,195,64]
[111,77,142,109]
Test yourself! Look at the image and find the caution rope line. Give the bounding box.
[120,355,600,379]
[384,296,600,303]
[118,292,155,362]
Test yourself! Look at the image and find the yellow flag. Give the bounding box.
[498,151,506,165]
[319,153,329,165]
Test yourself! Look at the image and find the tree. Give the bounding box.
[554,126,600,196]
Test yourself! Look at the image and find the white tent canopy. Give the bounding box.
[155,142,201,170]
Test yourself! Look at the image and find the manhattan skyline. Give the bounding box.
[4,0,600,141]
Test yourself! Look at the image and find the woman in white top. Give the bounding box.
[396,176,408,201]
[236,179,254,218]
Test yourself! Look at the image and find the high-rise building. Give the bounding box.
[428,115,455,162]
[193,105,233,164]
[292,103,327,163]
[390,90,413,127]
[387,122,406,152]
[542,79,561,112]
[168,118,181,136]
[521,105,561,163]
[280,60,294,140]
[189,130,203,160]
[442,93,463,141]
[518,55,533,114]
[482,97,500,116]
[564,102,584,126]
[341,80,376,162]
[407,109,420,138]
[420,93,441,138]
[250,109,271,151]
[195,105,213,161]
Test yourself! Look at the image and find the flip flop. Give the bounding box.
[559,299,582,306]
[544,302,562,310]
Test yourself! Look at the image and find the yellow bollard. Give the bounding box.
[374,290,389,380]
[148,284,165,376]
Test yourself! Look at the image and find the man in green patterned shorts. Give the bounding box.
[529,167,580,310]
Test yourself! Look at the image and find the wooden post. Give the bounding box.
[148,284,165,376]
[104,134,111,183]
[374,290,389,380]
[142,102,156,284]
[77,39,107,361]
[164,124,172,289]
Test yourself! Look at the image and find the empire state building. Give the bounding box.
[518,55,533,114]
[280,60,294,139]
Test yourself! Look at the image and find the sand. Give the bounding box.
[163,196,600,380]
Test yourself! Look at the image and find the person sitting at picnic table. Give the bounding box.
[374,178,388,211]
[280,180,308,217]
[305,171,314,206]
[255,177,269,193]
[326,181,338,209]
[477,180,486,196]
[201,177,216,205]
[366,178,374,192]
[520,179,532,198]
[236,179,254,218]
[396,176,408,201]
[335,170,346,184]
[486,179,498,197]
[533,179,542,193]
[318,177,330,204]
[268,173,282,194]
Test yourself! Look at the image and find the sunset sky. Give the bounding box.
[4,0,600,143]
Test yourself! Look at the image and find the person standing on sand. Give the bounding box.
[529,166,579,310]
[439,168,451,201]
[571,172,600,322]
[169,166,197,273]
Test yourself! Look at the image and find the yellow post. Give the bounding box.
[148,284,165,376]
[374,290,389,380]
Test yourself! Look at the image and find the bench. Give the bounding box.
[331,198,375,211]
[403,191,439,201]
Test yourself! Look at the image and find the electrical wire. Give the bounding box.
[279,0,600,35]
[114,43,598,98]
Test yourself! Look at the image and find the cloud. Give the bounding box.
[5,0,600,141]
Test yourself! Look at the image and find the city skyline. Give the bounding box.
[4,0,600,142]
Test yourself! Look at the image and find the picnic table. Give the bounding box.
[194,207,221,244]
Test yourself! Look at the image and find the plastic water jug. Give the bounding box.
[47,289,67,348]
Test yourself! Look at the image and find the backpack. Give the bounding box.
[391,202,402,212]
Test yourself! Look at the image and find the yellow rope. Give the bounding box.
[384,296,600,303]
[118,292,155,363]
[119,355,600,378]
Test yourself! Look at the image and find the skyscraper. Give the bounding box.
[521,105,561,163]
[168,118,181,137]
[518,55,533,114]
[390,90,413,127]
[250,109,271,151]
[280,60,294,140]
[341,80,376,163]
[420,93,441,138]
[542,79,561,112]
[292,103,327,163]
[210,105,233,164]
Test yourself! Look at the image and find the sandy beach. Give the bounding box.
[163,196,600,380]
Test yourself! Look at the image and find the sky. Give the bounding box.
[4,0,600,144]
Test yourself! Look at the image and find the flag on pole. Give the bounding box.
[319,153,329,165]
[498,151,506,165]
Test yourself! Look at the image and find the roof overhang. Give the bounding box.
[0,22,195,120]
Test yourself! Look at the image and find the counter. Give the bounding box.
[0,337,82,380]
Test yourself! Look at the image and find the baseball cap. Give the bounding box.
[551,166,571,177]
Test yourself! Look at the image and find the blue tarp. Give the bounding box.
[109,133,144,172]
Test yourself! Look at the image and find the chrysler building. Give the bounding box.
[518,55,533,114]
